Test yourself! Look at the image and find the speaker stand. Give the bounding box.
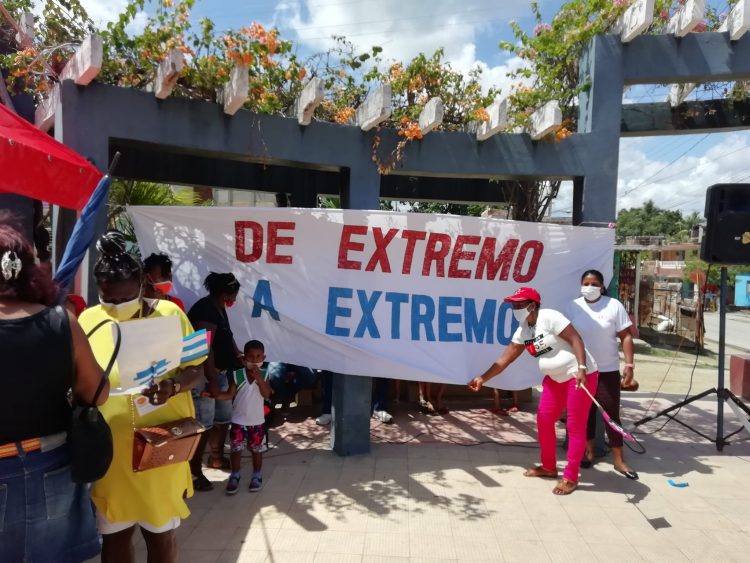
[634,267,750,451]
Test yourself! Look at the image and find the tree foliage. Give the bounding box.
[108,179,209,242]
[0,0,741,222]
[615,200,691,241]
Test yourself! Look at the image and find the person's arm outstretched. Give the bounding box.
[468,342,525,392]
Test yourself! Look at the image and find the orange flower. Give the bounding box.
[163,0,174,7]
[297,67,307,81]
[334,107,355,124]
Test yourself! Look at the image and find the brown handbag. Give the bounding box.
[132,417,205,472]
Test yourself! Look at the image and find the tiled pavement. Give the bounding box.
[109,390,750,563]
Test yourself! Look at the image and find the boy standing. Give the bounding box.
[224,340,272,494]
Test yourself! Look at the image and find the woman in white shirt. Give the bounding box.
[567,270,637,480]
[469,287,599,495]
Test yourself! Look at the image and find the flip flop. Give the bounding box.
[490,407,509,416]
[616,469,639,480]
[553,478,578,495]
[524,466,558,479]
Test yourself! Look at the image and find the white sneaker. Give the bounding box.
[315,413,332,426]
[372,410,393,423]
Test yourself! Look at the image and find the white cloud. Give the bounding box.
[31,0,148,35]
[275,0,533,95]
[549,134,750,218]
[617,134,750,214]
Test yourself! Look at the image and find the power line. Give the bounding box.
[630,143,750,190]
[620,134,710,198]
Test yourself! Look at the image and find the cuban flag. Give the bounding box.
[135,359,170,384]
[181,329,210,364]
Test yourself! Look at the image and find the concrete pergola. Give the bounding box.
[32,30,750,454]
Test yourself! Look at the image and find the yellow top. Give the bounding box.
[79,299,206,528]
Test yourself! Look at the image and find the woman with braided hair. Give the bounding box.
[78,230,205,563]
[187,271,243,490]
[0,212,105,562]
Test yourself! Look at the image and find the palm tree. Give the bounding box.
[108,180,209,244]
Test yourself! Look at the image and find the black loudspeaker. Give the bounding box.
[700,184,750,264]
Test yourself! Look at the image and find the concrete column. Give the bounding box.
[577,35,624,227]
[331,161,380,456]
[56,80,110,302]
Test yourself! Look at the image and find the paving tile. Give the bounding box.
[631,542,690,563]
[499,540,551,563]
[361,557,409,563]
[581,523,630,545]
[409,533,457,560]
[363,533,410,557]
[542,540,598,563]
[264,552,315,563]
[269,530,322,553]
[179,549,221,563]
[217,550,268,563]
[452,535,502,561]
[589,542,642,563]
[314,554,363,563]
[316,531,366,555]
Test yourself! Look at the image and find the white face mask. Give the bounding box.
[100,295,142,321]
[252,362,264,368]
[513,305,532,323]
[580,285,602,302]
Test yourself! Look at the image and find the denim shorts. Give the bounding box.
[191,371,232,429]
[0,443,100,562]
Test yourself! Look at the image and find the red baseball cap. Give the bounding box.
[503,287,541,304]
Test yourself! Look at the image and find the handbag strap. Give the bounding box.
[85,319,122,406]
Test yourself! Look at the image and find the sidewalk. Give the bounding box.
[99,363,750,563]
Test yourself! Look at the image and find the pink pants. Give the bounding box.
[537,372,598,482]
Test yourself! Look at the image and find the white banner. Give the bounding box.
[129,207,614,390]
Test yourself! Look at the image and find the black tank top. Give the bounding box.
[0,306,73,442]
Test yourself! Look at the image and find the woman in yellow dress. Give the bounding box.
[79,231,205,563]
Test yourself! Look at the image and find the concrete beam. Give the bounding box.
[221,64,248,116]
[667,82,696,106]
[621,98,750,136]
[667,0,705,37]
[35,35,103,131]
[153,49,183,100]
[476,97,508,141]
[295,77,324,125]
[622,32,750,84]
[60,35,103,85]
[34,83,59,132]
[620,0,654,43]
[15,11,33,47]
[418,97,444,135]
[356,83,391,131]
[719,0,750,41]
[529,100,562,140]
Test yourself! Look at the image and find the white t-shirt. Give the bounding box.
[566,296,632,373]
[230,367,265,426]
[512,308,597,383]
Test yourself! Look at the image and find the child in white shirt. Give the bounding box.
[221,340,272,495]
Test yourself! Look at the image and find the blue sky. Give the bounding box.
[78,0,749,216]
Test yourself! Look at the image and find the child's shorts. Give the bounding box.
[229,423,265,453]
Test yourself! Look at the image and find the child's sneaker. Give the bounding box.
[226,474,240,495]
[249,475,263,492]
